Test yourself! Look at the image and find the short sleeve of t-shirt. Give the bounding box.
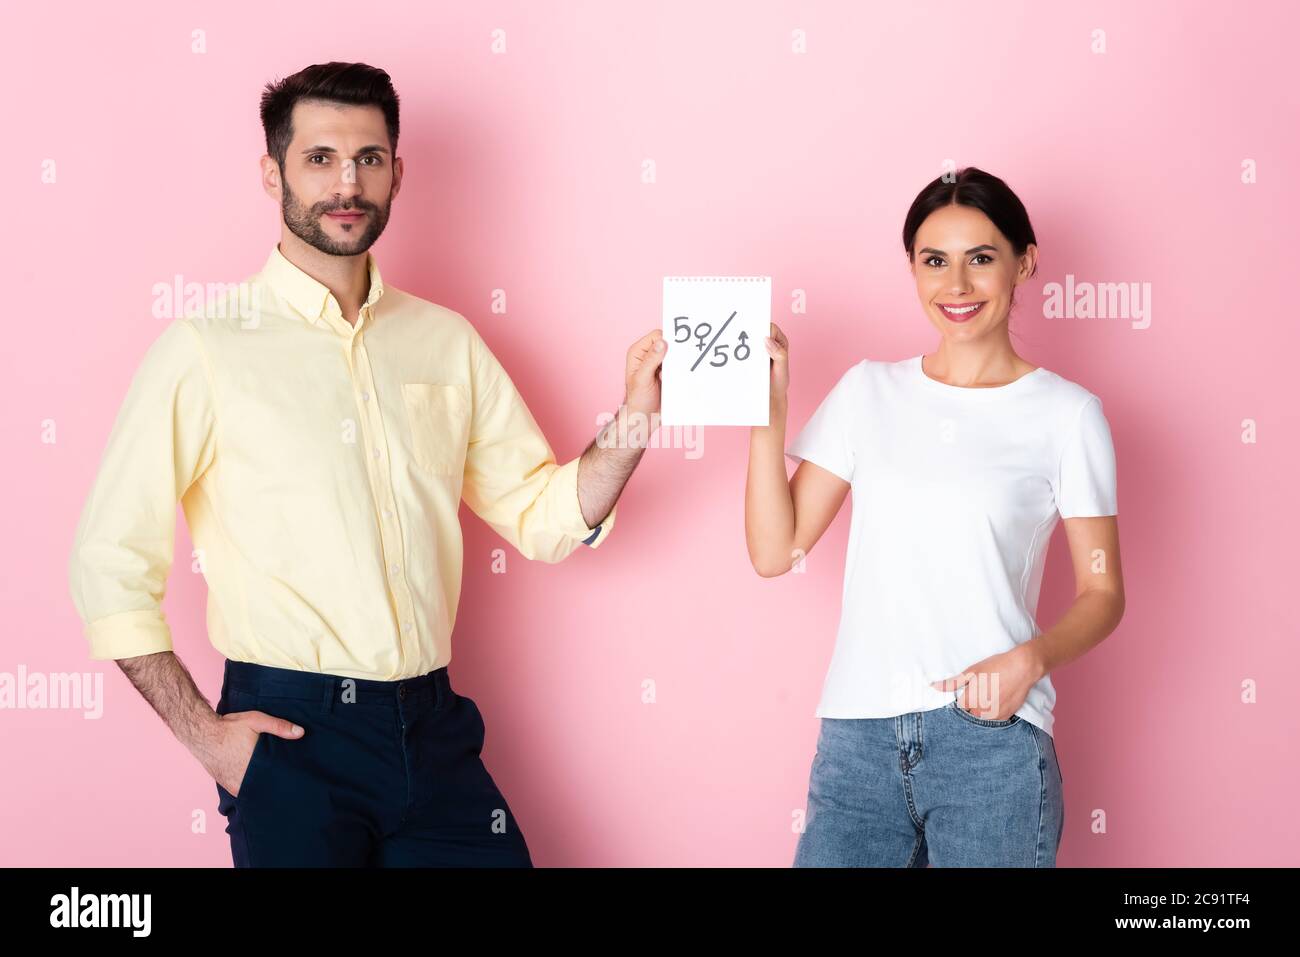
[1053,395,1118,518]
[785,362,861,483]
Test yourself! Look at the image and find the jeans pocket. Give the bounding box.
[1037,725,1064,786]
[949,700,1022,728]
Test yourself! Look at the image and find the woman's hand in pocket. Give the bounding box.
[931,645,1042,721]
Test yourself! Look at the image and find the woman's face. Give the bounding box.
[909,203,1036,344]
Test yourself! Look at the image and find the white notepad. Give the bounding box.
[660,276,771,426]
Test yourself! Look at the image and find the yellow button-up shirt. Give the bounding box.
[68,244,615,680]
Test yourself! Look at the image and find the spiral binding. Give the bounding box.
[663,276,771,283]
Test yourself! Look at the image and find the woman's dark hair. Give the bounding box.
[901,167,1038,280]
[260,62,400,171]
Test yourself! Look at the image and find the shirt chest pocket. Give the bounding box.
[401,383,470,476]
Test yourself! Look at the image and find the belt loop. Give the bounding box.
[322,676,337,715]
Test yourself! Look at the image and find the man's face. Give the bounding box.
[272,99,401,256]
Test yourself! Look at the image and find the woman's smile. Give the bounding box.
[937,301,986,323]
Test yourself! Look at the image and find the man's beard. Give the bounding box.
[281,180,392,256]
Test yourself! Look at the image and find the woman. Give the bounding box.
[746,167,1125,867]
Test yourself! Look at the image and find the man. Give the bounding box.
[67,61,666,867]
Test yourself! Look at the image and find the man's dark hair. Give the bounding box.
[260,62,400,170]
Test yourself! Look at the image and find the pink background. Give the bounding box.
[2,0,1296,866]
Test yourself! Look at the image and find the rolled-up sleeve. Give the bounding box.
[68,319,218,659]
[460,332,615,563]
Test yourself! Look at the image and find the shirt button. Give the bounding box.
[361,391,371,402]
[390,563,400,576]
[405,621,414,632]
[383,508,392,519]
[372,448,381,459]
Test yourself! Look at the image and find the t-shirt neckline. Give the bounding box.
[912,354,1047,397]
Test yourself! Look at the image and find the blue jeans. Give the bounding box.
[213,659,532,867]
[793,702,1064,867]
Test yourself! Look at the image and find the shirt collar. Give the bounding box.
[258,243,386,327]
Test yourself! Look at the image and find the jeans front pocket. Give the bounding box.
[949,699,1022,728]
[1029,721,1064,786]
[402,383,469,477]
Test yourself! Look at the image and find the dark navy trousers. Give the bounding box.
[213,658,533,867]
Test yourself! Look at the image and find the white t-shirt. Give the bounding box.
[785,354,1118,737]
